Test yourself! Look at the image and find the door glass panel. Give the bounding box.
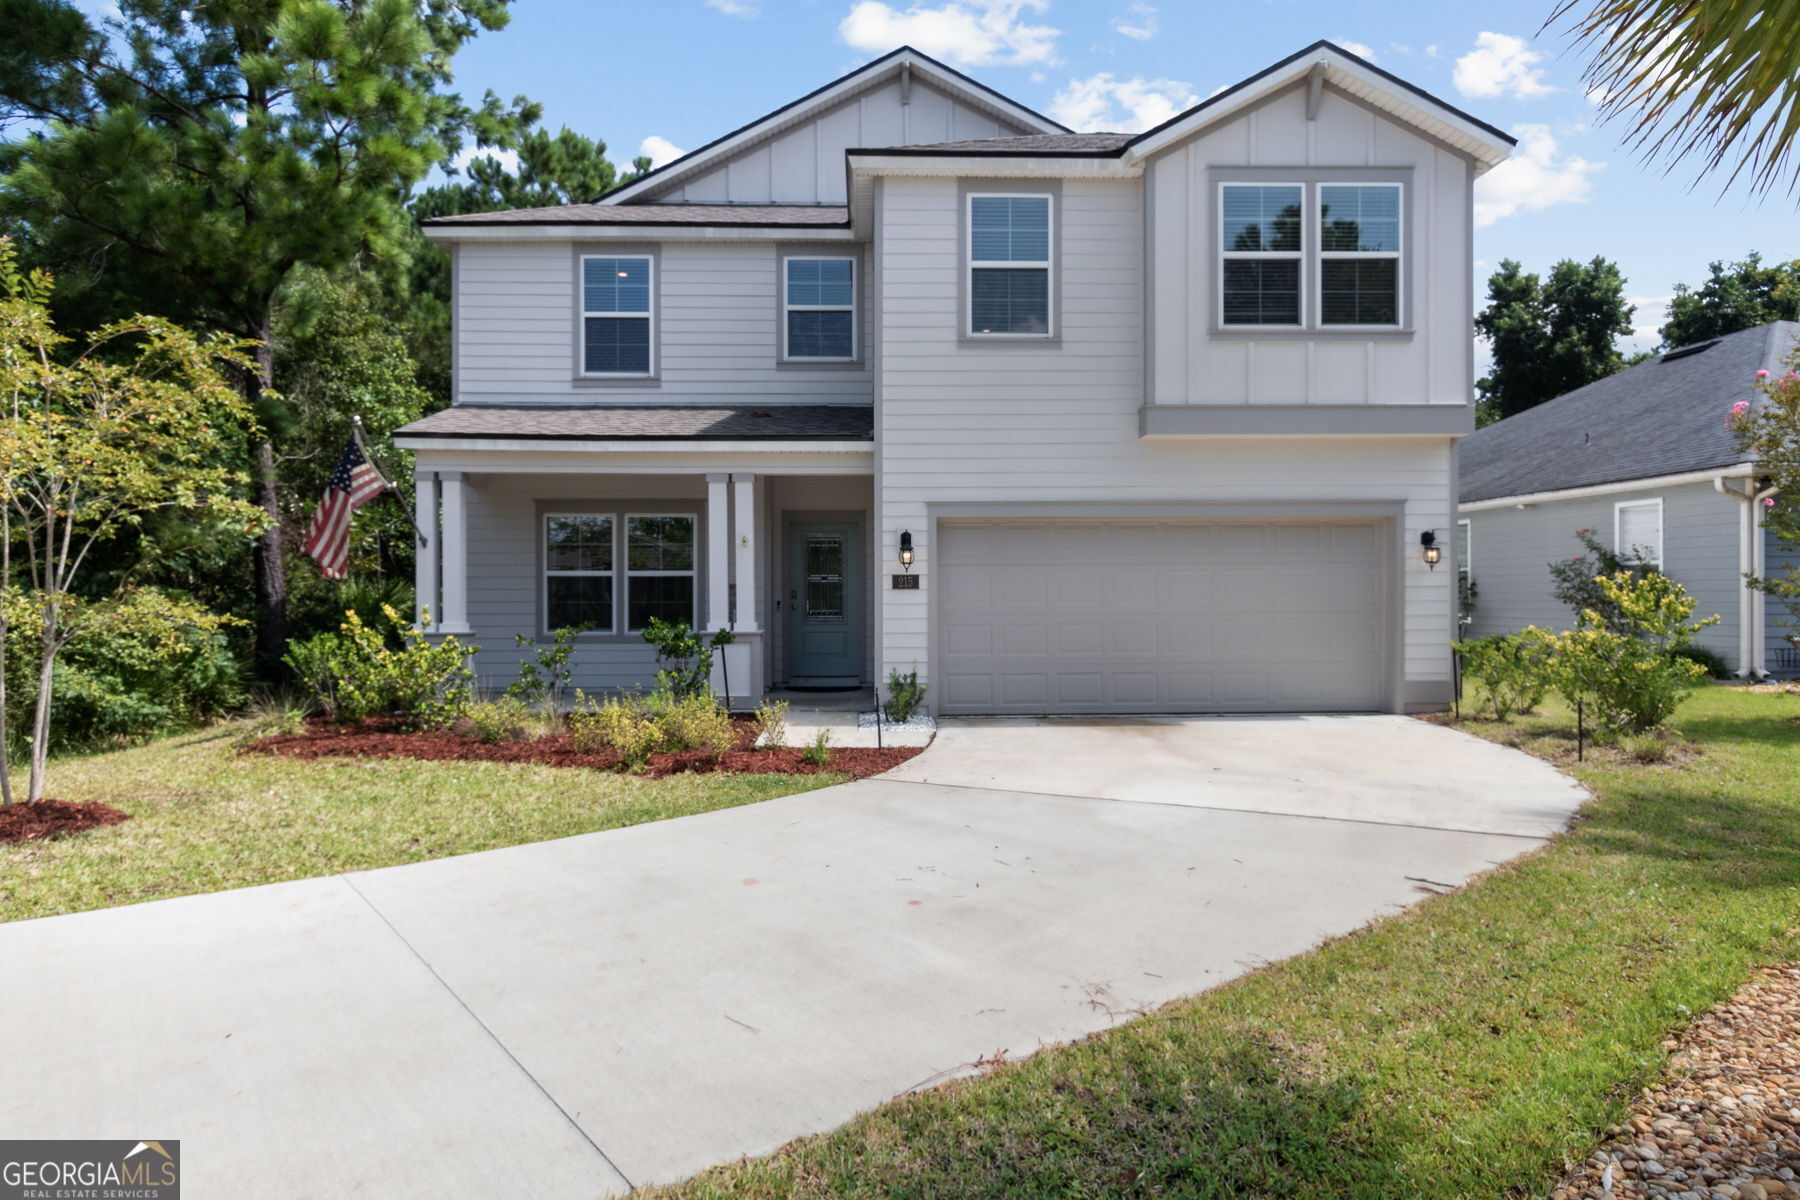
[805,535,845,622]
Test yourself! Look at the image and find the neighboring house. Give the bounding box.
[1459,321,1799,677]
[394,42,1515,715]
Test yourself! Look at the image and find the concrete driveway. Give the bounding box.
[0,716,1585,1199]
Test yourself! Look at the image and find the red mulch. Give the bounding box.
[243,715,920,779]
[0,798,132,843]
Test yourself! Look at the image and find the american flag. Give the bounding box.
[302,436,388,580]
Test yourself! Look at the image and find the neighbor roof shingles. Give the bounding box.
[1459,322,1799,503]
[862,132,1135,155]
[394,404,874,441]
[424,204,849,227]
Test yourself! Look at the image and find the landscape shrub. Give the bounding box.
[803,728,832,767]
[1616,731,1673,764]
[575,693,663,770]
[753,699,789,750]
[1669,643,1732,679]
[507,625,586,710]
[1548,572,1718,734]
[1456,628,1556,720]
[884,666,928,723]
[466,696,555,744]
[658,691,737,759]
[283,604,474,727]
[641,618,734,699]
[3,587,244,752]
[1548,528,1655,632]
[232,693,310,748]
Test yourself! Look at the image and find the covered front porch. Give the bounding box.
[403,442,875,708]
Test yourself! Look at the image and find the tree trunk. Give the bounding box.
[249,330,288,677]
[27,598,56,804]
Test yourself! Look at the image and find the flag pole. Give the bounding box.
[352,415,429,548]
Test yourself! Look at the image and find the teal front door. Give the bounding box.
[786,522,862,685]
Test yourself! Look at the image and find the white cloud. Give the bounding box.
[1423,44,1440,58]
[838,0,1060,67]
[451,146,522,176]
[1111,2,1157,40]
[1049,72,1197,133]
[1454,32,1554,100]
[1332,38,1375,62]
[706,0,759,14]
[1473,124,1601,226]
[638,135,686,168]
[1623,294,1672,353]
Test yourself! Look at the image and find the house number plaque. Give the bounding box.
[890,574,920,590]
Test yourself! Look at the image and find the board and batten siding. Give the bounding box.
[1146,83,1473,408]
[454,240,873,404]
[646,78,1029,207]
[873,174,1457,701]
[1460,481,1800,670]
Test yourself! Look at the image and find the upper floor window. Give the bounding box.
[784,256,856,361]
[1319,184,1401,327]
[1615,498,1663,568]
[581,255,652,376]
[968,193,1052,336]
[1218,181,1403,330]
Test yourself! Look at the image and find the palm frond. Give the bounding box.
[1547,0,1800,194]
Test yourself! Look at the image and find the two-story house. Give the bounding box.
[394,42,1515,715]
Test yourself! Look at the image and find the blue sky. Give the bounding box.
[443,0,1795,361]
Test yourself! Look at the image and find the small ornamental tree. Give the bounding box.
[0,239,262,803]
[1548,528,1655,633]
[1731,352,1800,645]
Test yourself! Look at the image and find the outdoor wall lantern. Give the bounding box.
[1420,530,1441,570]
[898,530,914,571]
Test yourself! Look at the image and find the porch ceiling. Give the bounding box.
[395,404,873,442]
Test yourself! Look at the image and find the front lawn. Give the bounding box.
[647,685,1800,1199]
[0,724,841,924]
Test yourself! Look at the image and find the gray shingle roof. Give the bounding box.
[394,404,873,441]
[864,132,1134,155]
[424,204,849,227]
[1459,322,1799,503]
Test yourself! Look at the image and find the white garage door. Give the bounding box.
[936,518,1390,714]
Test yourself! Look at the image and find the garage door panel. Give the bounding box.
[938,517,1389,714]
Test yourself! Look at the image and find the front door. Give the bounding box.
[786,521,862,685]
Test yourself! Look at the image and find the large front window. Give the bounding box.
[581,255,652,375]
[1319,184,1401,326]
[544,514,614,633]
[968,193,1051,336]
[1218,181,1404,329]
[626,514,696,630]
[1220,184,1303,326]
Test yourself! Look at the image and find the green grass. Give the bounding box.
[0,724,841,924]
[647,685,1800,1200]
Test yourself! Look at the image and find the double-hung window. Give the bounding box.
[626,515,697,631]
[1218,181,1404,329]
[784,257,856,360]
[544,515,614,633]
[581,255,653,376]
[968,194,1052,336]
[1220,184,1304,326]
[1615,499,1663,568]
[1319,184,1401,326]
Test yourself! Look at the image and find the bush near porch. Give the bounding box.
[639,685,1800,1200]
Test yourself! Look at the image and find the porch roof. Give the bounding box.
[394,404,874,442]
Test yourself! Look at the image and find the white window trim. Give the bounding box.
[966,191,1054,339]
[624,511,699,633]
[1218,180,1308,330]
[781,255,858,363]
[1316,181,1403,330]
[543,513,617,635]
[1614,497,1665,568]
[579,254,654,378]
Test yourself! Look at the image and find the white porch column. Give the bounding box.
[732,473,759,631]
[413,471,438,631]
[437,470,471,634]
[705,473,731,632]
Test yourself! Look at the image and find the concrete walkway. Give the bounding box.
[0,716,1585,1199]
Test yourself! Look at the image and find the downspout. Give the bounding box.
[1752,480,1781,677]
[1716,475,1758,677]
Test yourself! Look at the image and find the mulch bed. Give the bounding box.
[0,798,132,844]
[1545,963,1800,1199]
[244,715,920,779]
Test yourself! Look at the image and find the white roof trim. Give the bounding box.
[396,437,875,455]
[422,225,856,244]
[599,48,1066,207]
[1459,463,1755,512]
[1125,45,1513,174]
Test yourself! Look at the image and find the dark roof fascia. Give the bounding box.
[422,211,852,229]
[845,144,1129,160]
[591,45,1071,205]
[394,430,871,442]
[1125,39,1517,152]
